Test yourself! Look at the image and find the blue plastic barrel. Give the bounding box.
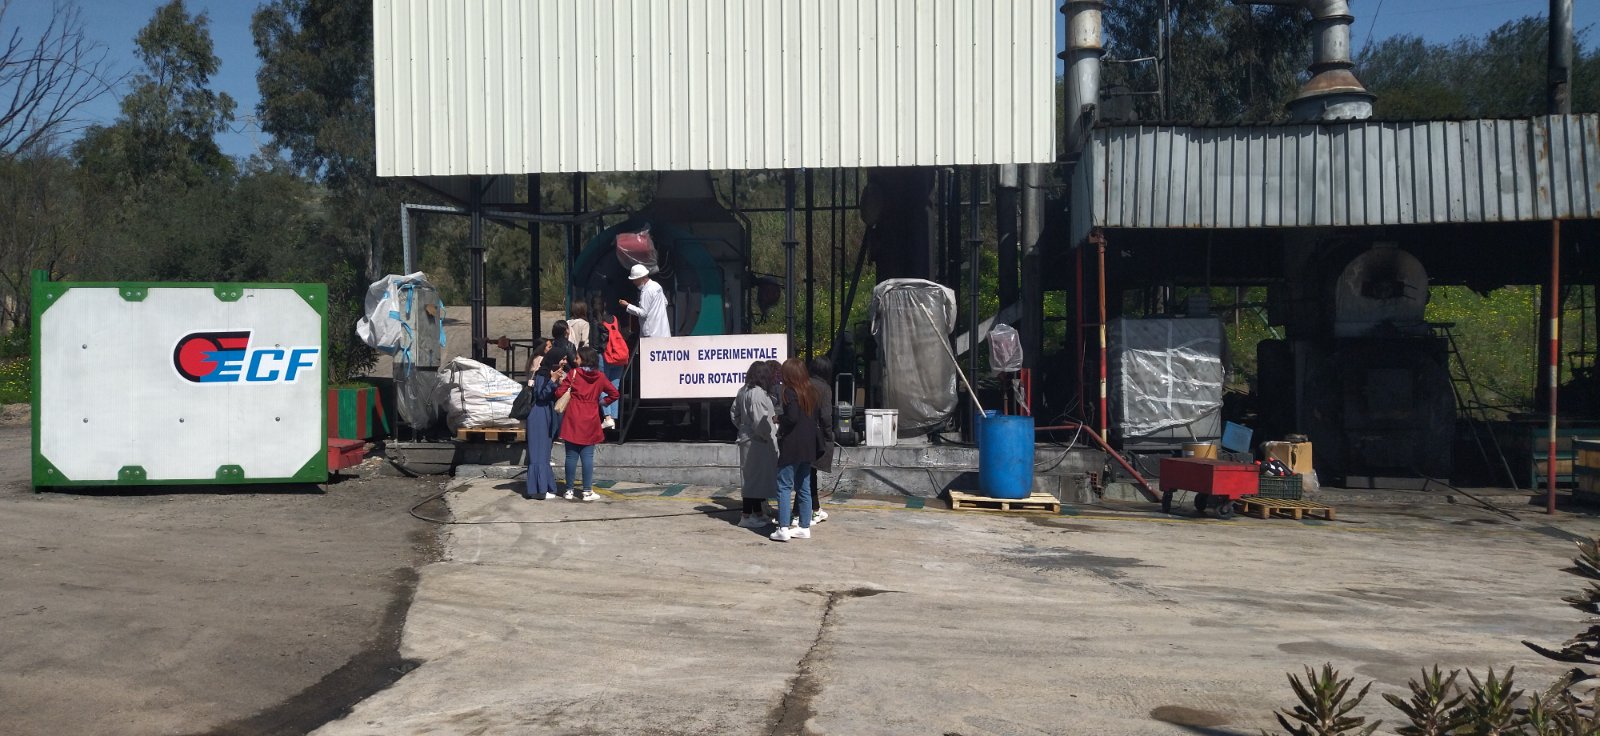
[979,415,1035,499]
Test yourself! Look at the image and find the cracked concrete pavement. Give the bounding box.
[310,478,1600,735]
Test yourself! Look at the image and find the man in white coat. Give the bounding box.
[618,264,671,338]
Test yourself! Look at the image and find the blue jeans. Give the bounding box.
[777,462,813,528]
[600,357,624,419]
[564,443,595,492]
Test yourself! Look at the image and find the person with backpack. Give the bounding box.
[597,305,631,430]
[770,358,827,542]
[553,347,619,501]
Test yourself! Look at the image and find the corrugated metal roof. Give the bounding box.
[1071,114,1600,243]
[373,0,1057,177]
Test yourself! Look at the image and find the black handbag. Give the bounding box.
[509,384,534,421]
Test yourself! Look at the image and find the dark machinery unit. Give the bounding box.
[1259,243,1454,486]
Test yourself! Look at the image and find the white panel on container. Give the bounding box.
[36,286,324,485]
[373,0,1057,176]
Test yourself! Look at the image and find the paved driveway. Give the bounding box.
[313,479,1600,735]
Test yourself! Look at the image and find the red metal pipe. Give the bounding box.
[1036,422,1160,502]
[1075,239,1086,415]
[1549,219,1561,515]
[1093,230,1109,440]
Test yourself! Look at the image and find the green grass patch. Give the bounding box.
[0,357,29,404]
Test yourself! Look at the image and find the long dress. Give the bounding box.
[731,385,779,503]
[524,374,559,499]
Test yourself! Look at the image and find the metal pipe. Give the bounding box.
[1549,219,1562,515]
[1075,238,1086,417]
[1551,0,1574,114]
[783,170,798,355]
[1020,165,1044,371]
[1060,0,1105,156]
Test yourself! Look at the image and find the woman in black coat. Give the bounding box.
[771,358,825,542]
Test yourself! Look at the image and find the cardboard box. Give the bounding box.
[1262,441,1314,490]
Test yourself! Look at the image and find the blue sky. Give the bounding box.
[8,0,1598,160]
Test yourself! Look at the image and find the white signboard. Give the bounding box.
[639,334,788,400]
[35,284,326,486]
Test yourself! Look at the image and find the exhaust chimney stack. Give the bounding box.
[1237,0,1375,121]
[1550,0,1573,114]
[1059,0,1105,155]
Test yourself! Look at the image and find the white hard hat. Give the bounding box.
[627,264,650,280]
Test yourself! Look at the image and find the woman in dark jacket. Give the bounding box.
[771,358,825,542]
[522,339,562,500]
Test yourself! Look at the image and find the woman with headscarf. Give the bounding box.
[731,361,779,529]
[521,338,562,500]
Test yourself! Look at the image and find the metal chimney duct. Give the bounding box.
[1550,0,1573,114]
[1060,0,1105,155]
[1237,0,1375,121]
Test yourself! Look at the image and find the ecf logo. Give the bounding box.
[173,331,319,384]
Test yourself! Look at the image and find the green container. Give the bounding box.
[1256,474,1303,500]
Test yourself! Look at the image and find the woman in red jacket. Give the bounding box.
[553,346,619,501]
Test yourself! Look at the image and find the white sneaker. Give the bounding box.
[580,490,599,502]
[813,509,829,523]
[602,416,615,429]
[789,526,811,539]
[737,514,766,529]
[562,490,576,500]
[769,526,792,542]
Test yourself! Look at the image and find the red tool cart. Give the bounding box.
[1158,457,1259,519]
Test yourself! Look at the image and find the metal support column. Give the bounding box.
[967,166,982,384]
[805,169,815,356]
[1550,0,1574,115]
[566,173,587,316]
[1019,165,1044,372]
[468,177,488,362]
[1093,229,1109,441]
[996,165,1020,309]
[784,170,799,355]
[528,173,542,340]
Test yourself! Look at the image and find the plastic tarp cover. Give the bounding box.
[1109,318,1224,438]
[988,323,1023,374]
[356,272,447,429]
[433,357,524,431]
[869,279,958,437]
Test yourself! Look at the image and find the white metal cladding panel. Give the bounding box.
[373,0,1056,175]
[1074,115,1600,242]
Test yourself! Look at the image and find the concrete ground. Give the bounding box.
[311,478,1600,736]
[0,425,447,736]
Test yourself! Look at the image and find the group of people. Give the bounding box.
[731,356,835,542]
[517,263,837,543]
[519,263,666,501]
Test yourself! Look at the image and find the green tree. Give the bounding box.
[1358,18,1600,118]
[1103,1,1310,122]
[79,0,234,187]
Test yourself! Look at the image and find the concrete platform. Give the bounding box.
[435,439,1105,502]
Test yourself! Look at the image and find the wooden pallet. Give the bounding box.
[1237,496,1336,521]
[455,427,526,442]
[949,490,1062,514]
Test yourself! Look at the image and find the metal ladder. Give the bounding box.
[1435,323,1519,489]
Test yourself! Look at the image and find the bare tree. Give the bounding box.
[0,0,120,157]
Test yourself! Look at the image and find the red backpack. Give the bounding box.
[602,316,630,366]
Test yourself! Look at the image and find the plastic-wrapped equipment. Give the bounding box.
[1109,317,1224,441]
[988,323,1023,374]
[615,227,658,273]
[433,357,524,430]
[869,279,958,437]
[355,272,446,430]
